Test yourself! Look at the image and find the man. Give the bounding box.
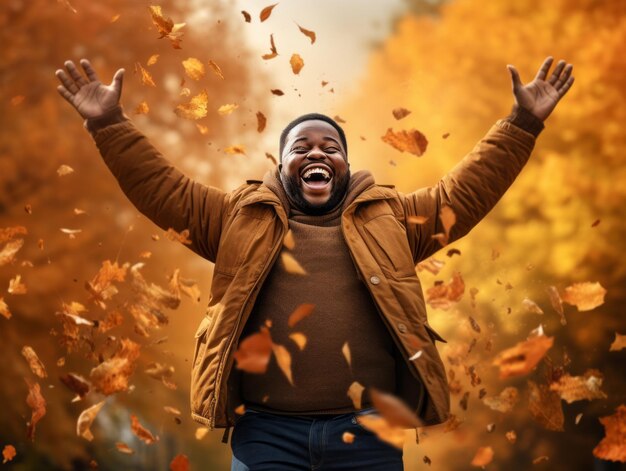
[56,56,574,470]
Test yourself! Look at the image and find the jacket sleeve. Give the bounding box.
[86,105,227,263]
[403,108,543,264]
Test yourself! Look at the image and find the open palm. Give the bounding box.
[55,59,125,119]
[507,56,575,122]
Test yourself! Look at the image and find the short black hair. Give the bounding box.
[279,113,347,162]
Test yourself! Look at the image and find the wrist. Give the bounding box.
[83,104,129,135]
[504,103,545,138]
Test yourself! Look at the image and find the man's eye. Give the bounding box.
[292,147,308,153]
[325,147,339,153]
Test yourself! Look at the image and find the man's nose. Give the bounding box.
[306,148,326,159]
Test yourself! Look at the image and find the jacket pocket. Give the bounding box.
[362,215,416,278]
[424,322,447,343]
[192,315,214,368]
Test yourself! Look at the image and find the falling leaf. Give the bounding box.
[148,5,186,49]
[432,205,456,246]
[77,401,106,441]
[195,427,209,440]
[342,341,352,368]
[115,442,134,454]
[60,373,91,401]
[196,124,209,135]
[90,338,141,395]
[130,414,159,444]
[265,153,278,165]
[492,335,554,379]
[409,350,423,361]
[342,432,355,444]
[370,387,421,428]
[256,111,267,132]
[288,332,307,350]
[165,228,192,245]
[259,3,278,22]
[505,430,517,443]
[381,128,428,156]
[241,10,251,22]
[182,57,205,80]
[262,34,278,60]
[471,446,494,467]
[207,60,224,80]
[147,54,159,65]
[0,239,24,266]
[416,257,445,275]
[233,327,273,373]
[407,215,429,224]
[2,445,16,464]
[593,404,626,462]
[174,89,209,120]
[281,252,307,275]
[347,381,365,409]
[271,89,284,96]
[218,103,238,115]
[170,454,190,471]
[21,346,47,378]
[8,274,27,294]
[57,164,74,176]
[283,229,295,250]
[164,406,181,416]
[549,369,608,403]
[334,115,346,123]
[85,260,129,309]
[25,379,46,441]
[561,282,607,311]
[482,387,519,413]
[533,456,550,465]
[287,303,315,327]
[527,380,564,431]
[546,285,566,325]
[576,413,584,425]
[290,54,304,74]
[355,415,406,449]
[425,271,464,310]
[135,62,156,87]
[272,342,294,385]
[522,297,544,315]
[392,108,411,120]
[224,145,246,156]
[609,333,626,352]
[134,101,149,115]
[296,24,316,44]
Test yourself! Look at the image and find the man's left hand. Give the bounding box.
[507,56,575,122]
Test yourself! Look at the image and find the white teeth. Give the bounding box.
[302,167,331,179]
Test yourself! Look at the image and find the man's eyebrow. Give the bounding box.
[290,136,342,147]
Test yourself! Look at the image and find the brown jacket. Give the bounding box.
[87,106,541,438]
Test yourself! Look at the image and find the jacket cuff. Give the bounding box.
[502,104,545,138]
[83,104,130,135]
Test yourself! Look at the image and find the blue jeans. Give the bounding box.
[230,406,404,470]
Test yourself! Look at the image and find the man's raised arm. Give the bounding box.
[403,56,575,263]
[56,58,226,263]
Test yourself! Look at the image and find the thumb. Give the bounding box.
[507,64,523,91]
[111,68,125,96]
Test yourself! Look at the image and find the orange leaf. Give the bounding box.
[174,90,209,120]
[296,24,316,44]
[130,414,159,444]
[347,381,365,409]
[170,454,190,471]
[482,387,518,413]
[471,446,494,467]
[257,111,267,132]
[287,303,315,327]
[241,11,251,22]
[381,128,428,156]
[25,379,46,441]
[224,145,246,156]
[259,3,278,22]
[115,442,134,454]
[2,445,16,464]
[355,415,406,449]
[392,108,411,120]
[207,60,224,79]
[182,57,205,81]
[610,333,626,352]
[21,346,47,378]
[561,281,607,311]
[217,103,238,115]
[281,252,306,275]
[262,34,278,60]
[549,369,607,403]
[289,54,304,74]
[492,335,554,379]
[370,387,422,428]
[77,401,106,441]
[272,342,294,385]
[233,328,273,373]
[135,62,156,87]
[593,404,626,462]
[527,380,564,431]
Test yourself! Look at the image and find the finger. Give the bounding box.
[111,68,125,95]
[557,76,575,99]
[64,60,89,88]
[507,65,523,91]
[554,64,573,89]
[55,69,79,94]
[534,56,554,81]
[56,84,75,105]
[80,58,99,82]
[548,60,567,86]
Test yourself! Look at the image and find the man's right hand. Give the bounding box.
[56,59,125,120]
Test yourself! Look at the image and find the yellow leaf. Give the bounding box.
[290,54,304,74]
[174,90,209,120]
[217,103,238,115]
[272,343,294,385]
[281,252,306,275]
[182,57,205,81]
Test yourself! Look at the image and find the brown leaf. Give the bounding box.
[21,346,48,378]
[432,205,456,246]
[2,445,16,464]
[549,369,607,403]
[527,380,564,431]
[546,285,566,325]
[296,24,316,44]
[392,108,411,120]
[135,62,156,87]
[259,3,278,22]
[561,281,607,311]
[522,297,544,315]
[482,386,519,413]
[256,111,267,132]
[130,414,159,444]
[170,454,190,471]
[425,271,464,310]
[174,89,209,120]
[609,333,626,352]
[492,335,554,379]
[265,153,278,166]
[0,239,25,266]
[115,442,134,454]
[77,401,106,441]
[182,57,205,81]
[148,5,185,49]
[381,128,428,156]
[25,379,46,441]
[593,404,626,462]
[471,446,494,467]
[370,387,421,428]
[60,373,91,401]
[89,338,141,395]
[224,145,247,156]
[287,303,315,327]
[233,327,273,373]
[241,10,251,22]
[262,34,278,60]
[165,228,192,245]
[355,415,406,449]
[271,89,285,96]
[290,54,304,74]
[134,101,149,115]
[85,260,128,309]
[281,252,307,275]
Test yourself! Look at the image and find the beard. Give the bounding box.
[280,169,351,215]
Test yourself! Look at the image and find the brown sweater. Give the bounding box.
[238,169,398,415]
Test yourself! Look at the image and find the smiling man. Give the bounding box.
[56,56,574,470]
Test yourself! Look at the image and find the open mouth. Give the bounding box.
[300,165,333,190]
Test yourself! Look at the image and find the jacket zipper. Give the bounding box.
[209,219,286,430]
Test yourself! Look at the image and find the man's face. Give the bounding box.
[279,120,350,214]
